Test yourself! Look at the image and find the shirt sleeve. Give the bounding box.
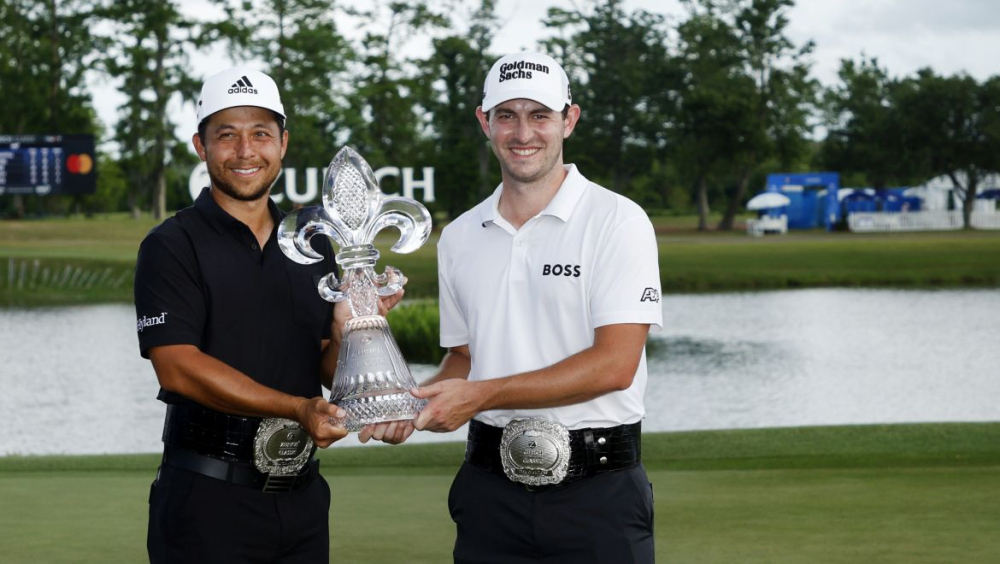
[133,229,206,358]
[589,213,663,332]
[437,234,469,348]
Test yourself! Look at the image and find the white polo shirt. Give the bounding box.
[437,164,663,430]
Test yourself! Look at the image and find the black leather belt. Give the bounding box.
[465,419,641,489]
[162,402,261,461]
[160,403,316,493]
[160,444,318,493]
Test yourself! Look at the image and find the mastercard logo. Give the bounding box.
[66,154,94,174]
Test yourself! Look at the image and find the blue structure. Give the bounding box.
[841,188,921,215]
[876,188,921,212]
[763,172,841,231]
[843,190,877,214]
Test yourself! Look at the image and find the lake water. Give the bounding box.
[1,289,997,456]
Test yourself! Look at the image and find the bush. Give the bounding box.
[387,300,443,365]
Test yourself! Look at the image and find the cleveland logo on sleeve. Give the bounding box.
[137,312,168,332]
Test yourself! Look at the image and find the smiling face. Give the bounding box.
[476,99,580,188]
[192,106,288,203]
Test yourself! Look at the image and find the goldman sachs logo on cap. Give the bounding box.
[229,75,257,94]
[498,60,550,82]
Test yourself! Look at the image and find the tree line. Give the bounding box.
[2,0,998,229]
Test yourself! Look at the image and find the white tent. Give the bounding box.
[910,173,1000,211]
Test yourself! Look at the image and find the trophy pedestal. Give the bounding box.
[337,392,427,432]
[331,315,427,431]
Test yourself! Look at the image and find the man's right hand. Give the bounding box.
[295,397,349,448]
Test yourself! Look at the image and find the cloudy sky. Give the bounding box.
[93,0,1000,143]
[490,0,999,84]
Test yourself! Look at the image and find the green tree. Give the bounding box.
[894,70,1000,228]
[342,1,448,173]
[420,0,499,219]
[717,0,816,230]
[542,0,675,200]
[97,0,196,219]
[673,2,752,230]
[82,154,127,214]
[0,0,100,216]
[818,57,905,189]
[0,0,97,134]
[211,0,353,179]
[165,143,201,211]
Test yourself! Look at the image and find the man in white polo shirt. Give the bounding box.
[369,51,662,562]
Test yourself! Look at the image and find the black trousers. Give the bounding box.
[448,462,655,564]
[147,464,330,563]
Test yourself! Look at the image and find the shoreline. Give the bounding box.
[3,422,998,469]
[4,217,1000,307]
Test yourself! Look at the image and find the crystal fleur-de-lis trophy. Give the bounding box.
[277,147,432,431]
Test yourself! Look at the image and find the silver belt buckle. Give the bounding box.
[499,419,571,487]
[253,418,314,483]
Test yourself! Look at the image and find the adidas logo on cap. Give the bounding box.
[228,75,257,94]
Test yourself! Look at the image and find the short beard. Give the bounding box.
[209,167,281,202]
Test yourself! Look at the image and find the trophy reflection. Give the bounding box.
[277,147,432,431]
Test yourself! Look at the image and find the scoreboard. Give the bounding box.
[0,134,96,196]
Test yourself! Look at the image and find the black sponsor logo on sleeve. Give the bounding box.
[640,288,660,303]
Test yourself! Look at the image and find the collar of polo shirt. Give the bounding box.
[478,165,588,231]
[193,187,282,235]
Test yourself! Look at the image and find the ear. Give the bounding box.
[562,104,581,139]
[192,132,207,162]
[475,107,491,138]
[280,129,289,160]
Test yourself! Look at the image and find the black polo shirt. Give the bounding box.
[134,188,336,404]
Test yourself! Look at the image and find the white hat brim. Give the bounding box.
[482,89,568,113]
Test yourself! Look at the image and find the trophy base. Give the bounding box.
[337,391,428,432]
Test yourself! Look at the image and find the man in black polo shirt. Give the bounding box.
[134,67,399,562]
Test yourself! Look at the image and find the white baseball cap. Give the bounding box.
[481,52,572,112]
[196,66,286,126]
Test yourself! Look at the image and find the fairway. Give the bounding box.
[2,214,1000,306]
[2,424,998,563]
[657,466,999,563]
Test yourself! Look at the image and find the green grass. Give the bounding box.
[659,230,1000,291]
[3,214,1000,306]
[2,423,998,563]
[0,213,160,262]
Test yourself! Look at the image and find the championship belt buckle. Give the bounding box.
[253,418,314,478]
[499,419,571,487]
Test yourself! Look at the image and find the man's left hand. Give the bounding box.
[412,379,484,432]
[358,419,415,444]
[378,286,405,316]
